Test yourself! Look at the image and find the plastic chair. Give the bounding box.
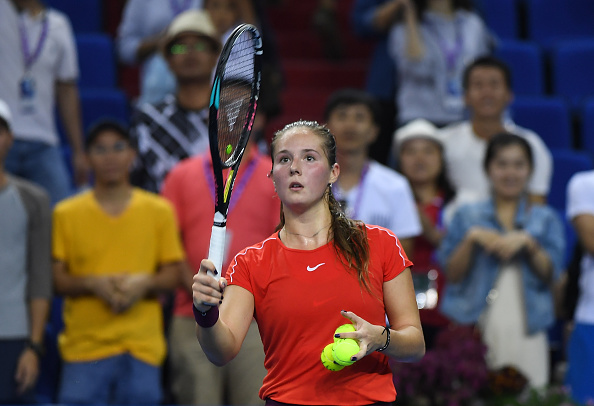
[482,0,519,40]
[76,33,117,89]
[495,40,544,96]
[526,0,594,46]
[80,88,130,132]
[551,40,594,108]
[549,149,593,213]
[46,0,102,33]
[510,96,572,150]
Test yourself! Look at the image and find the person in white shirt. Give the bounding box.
[438,56,552,222]
[0,0,87,205]
[387,0,491,127]
[564,170,594,405]
[325,88,421,257]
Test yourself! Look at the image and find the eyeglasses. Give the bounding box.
[170,42,211,55]
[89,141,130,155]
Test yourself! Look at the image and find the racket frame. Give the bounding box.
[207,24,263,279]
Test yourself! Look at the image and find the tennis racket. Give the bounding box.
[207,24,263,280]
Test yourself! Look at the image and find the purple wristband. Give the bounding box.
[192,304,219,328]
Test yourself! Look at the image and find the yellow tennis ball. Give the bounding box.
[333,338,360,366]
[226,144,232,154]
[334,323,356,343]
[321,343,345,371]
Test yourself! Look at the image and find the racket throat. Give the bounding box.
[213,211,227,227]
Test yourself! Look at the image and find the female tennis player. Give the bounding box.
[192,120,425,405]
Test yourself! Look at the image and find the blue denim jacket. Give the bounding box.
[438,198,565,334]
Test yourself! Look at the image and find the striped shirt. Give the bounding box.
[130,94,209,192]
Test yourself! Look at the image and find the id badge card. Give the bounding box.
[443,76,463,114]
[19,74,36,114]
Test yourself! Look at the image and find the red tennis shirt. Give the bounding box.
[227,225,413,405]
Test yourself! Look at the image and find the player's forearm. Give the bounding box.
[381,325,425,362]
[195,318,241,366]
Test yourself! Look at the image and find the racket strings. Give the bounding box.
[218,30,256,164]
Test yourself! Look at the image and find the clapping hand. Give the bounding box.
[110,274,152,313]
[469,227,504,254]
[490,231,532,261]
[89,273,151,313]
[470,228,532,262]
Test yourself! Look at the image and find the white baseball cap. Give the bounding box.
[163,10,221,54]
[0,99,12,130]
[393,118,442,156]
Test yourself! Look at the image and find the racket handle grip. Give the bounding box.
[208,224,226,280]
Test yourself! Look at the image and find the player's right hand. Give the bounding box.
[193,259,227,313]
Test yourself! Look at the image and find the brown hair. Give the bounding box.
[270,120,374,294]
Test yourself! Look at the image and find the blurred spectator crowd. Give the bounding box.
[1,0,594,405]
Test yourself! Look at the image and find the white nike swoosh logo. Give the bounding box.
[307,263,325,272]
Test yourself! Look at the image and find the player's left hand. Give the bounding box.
[192,259,227,313]
[335,310,390,361]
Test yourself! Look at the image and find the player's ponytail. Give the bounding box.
[271,121,373,295]
[326,186,373,295]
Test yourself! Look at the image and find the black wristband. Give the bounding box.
[192,304,219,328]
[376,326,390,352]
[26,340,45,358]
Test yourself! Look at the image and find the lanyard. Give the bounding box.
[333,161,370,219]
[426,17,464,73]
[204,153,259,215]
[18,13,49,71]
[169,0,192,15]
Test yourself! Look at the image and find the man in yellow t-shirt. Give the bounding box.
[52,120,184,405]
